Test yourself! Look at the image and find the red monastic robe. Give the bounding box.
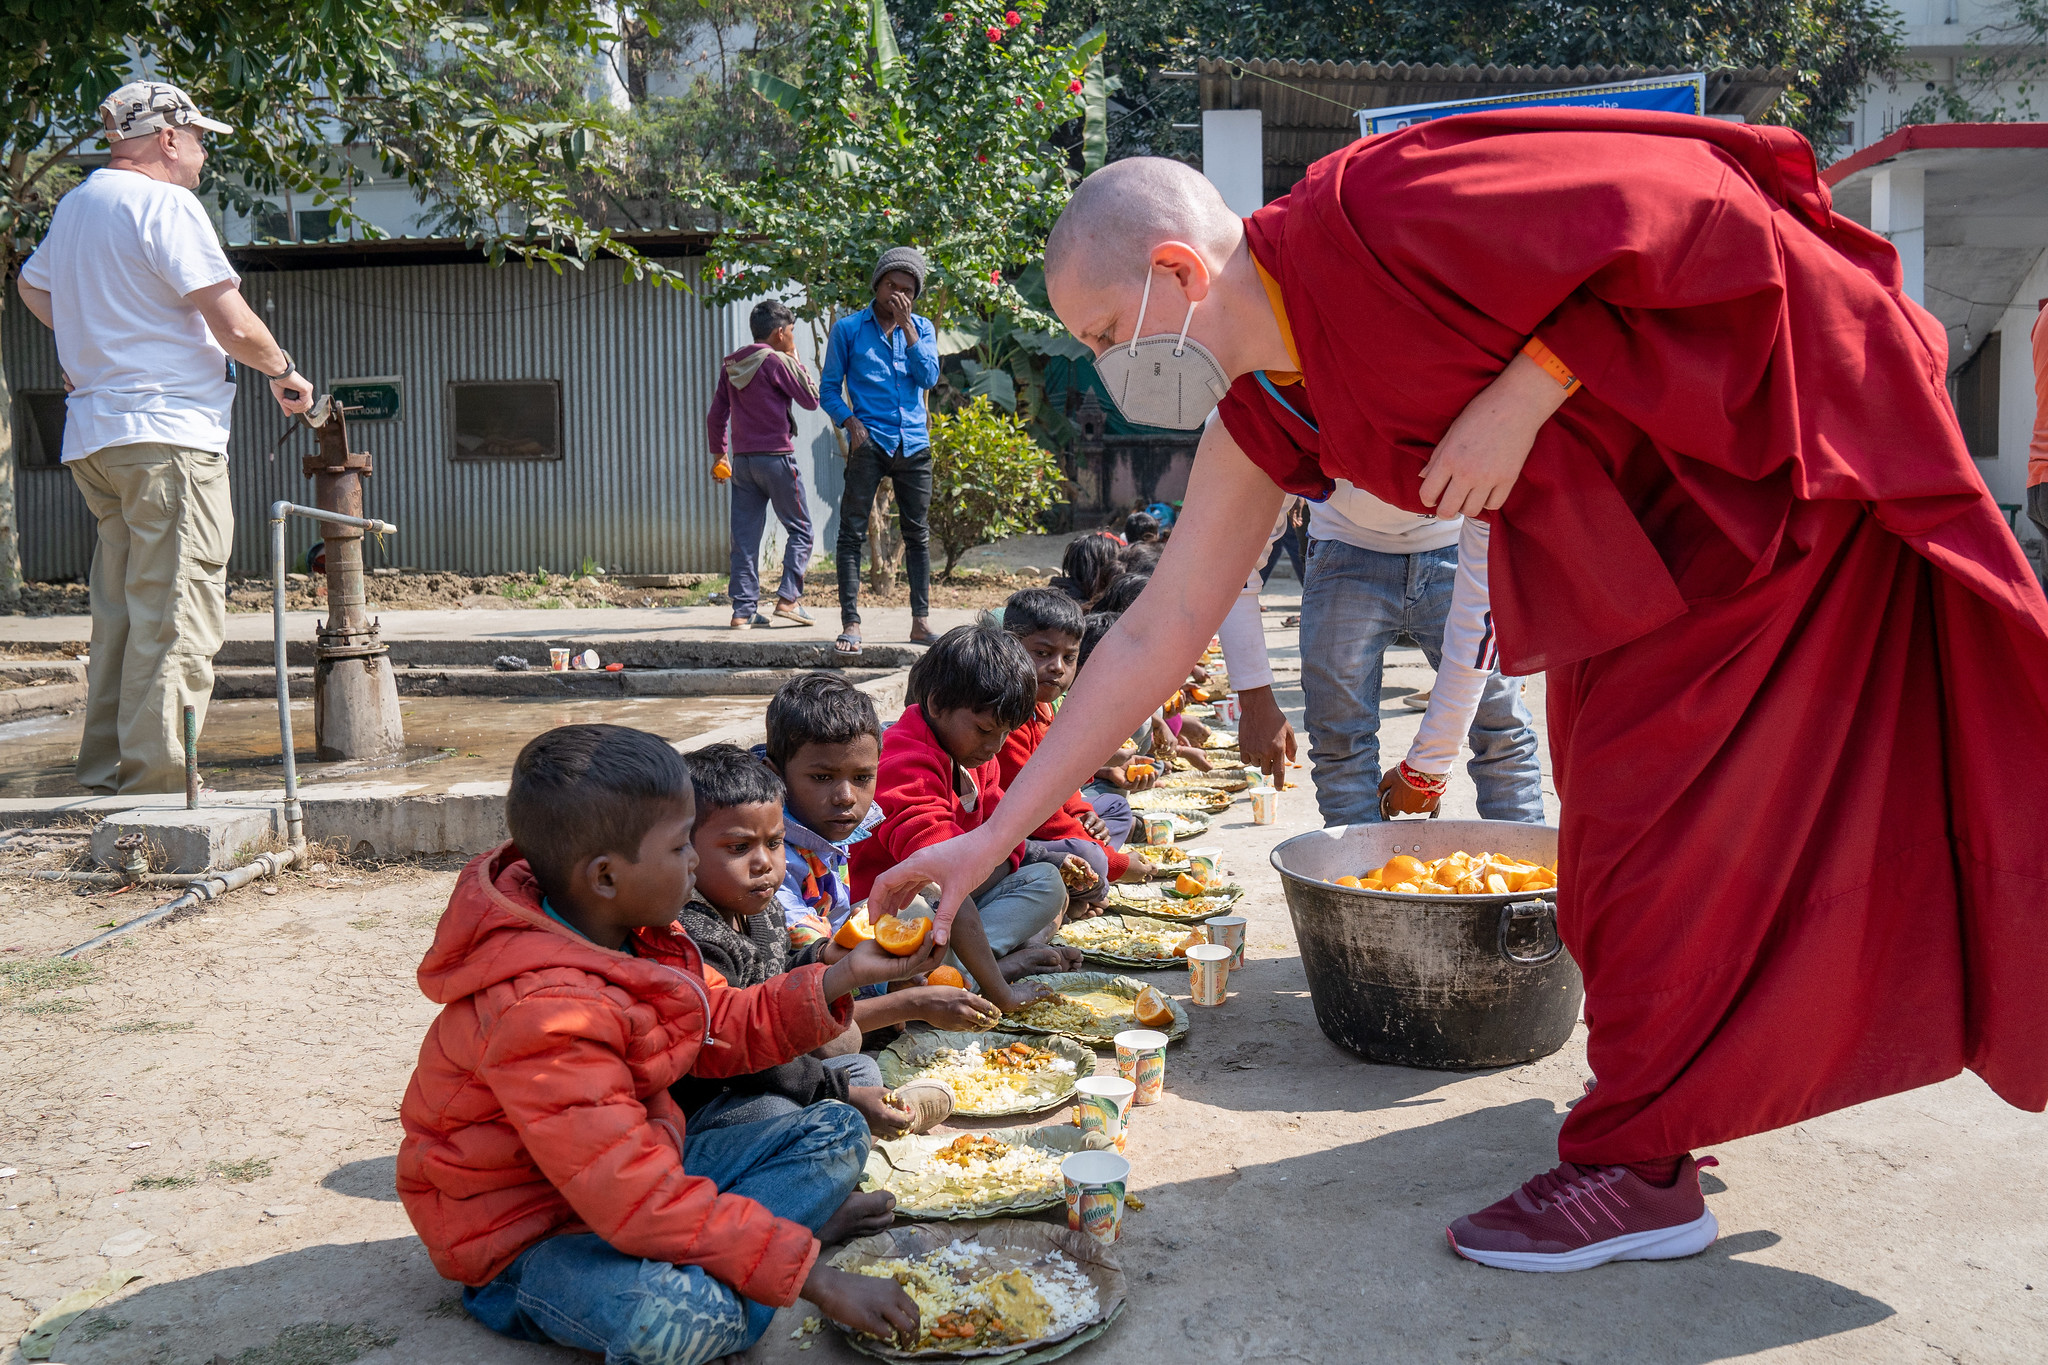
[1218,109,2048,1163]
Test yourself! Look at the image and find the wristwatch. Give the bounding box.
[260,350,295,381]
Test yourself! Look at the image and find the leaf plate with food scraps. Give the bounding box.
[1127,788,1233,816]
[1004,972,1191,1046]
[830,1221,1126,1363]
[1158,765,1254,793]
[862,1126,1111,1220]
[1105,883,1244,923]
[877,1030,1098,1118]
[1128,843,1190,876]
[1053,912,1210,970]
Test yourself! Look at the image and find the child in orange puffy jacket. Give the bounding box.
[397,724,937,1362]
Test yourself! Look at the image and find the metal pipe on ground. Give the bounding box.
[184,703,199,809]
[58,846,301,958]
[0,869,211,886]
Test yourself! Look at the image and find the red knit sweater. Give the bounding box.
[996,703,1131,881]
[848,705,1025,903]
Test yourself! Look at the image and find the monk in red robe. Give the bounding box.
[871,109,2048,1272]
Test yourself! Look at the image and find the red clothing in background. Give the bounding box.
[2030,304,2048,488]
[849,704,1024,903]
[997,702,1132,881]
[1221,108,2048,1164]
[397,845,851,1296]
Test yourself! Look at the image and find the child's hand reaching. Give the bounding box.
[1057,854,1101,897]
[803,1264,920,1346]
[902,984,1002,1031]
[1077,808,1109,841]
[847,1085,914,1135]
[822,934,948,1001]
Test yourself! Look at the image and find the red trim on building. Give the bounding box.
[1823,122,2048,187]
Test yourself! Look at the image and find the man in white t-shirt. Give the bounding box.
[17,82,312,793]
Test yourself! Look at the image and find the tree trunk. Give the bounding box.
[0,288,22,604]
[866,480,903,593]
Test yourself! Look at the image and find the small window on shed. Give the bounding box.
[13,390,67,469]
[1950,332,2000,461]
[447,380,564,462]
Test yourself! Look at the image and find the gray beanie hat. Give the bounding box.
[871,245,929,298]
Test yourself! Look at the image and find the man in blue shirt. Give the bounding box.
[820,246,942,653]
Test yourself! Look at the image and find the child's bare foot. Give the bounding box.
[998,945,1072,979]
[818,1189,897,1243]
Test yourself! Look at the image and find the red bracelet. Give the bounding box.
[1398,760,1449,795]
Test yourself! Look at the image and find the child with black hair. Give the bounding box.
[399,724,933,1363]
[670,744,956,1139]
[995,588,1144,909]
[1094,570,1150,614]
[1047,532,1122,607]
[1123,509,1161,544]
[849,625,1080,1013]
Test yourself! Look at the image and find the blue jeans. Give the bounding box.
[727,452,813,618]
[462,1102,869,1365]
[1298,536,1545,828]
[689,1053,884,1132]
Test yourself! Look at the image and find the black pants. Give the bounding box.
[836,441,932,625]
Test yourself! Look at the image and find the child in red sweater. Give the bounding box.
[849,625,1078,1013]
[995,588,1144,913]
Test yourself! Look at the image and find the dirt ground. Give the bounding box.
[1,564,1045,623]
[3,653,2043,1365]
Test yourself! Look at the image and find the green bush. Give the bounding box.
[927,399,1068,580]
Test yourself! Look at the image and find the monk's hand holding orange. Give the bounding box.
[1418,351,1572,519]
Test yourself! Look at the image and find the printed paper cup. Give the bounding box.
[1073,1075,1137,1153]
[1248,785,1279,825]
[1061,1149,1132,1245]
[1187,943,1232,1006]
[1114,1029,1169,1105]
[1205,915,1247,970]
[1213,695,1242,725]
[1187,849,1224,884]
[1141,813,1176,846]
[548,648,571,671]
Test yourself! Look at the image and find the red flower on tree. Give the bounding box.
[985,25,1001,39]
[990,269,1003,284]
[1067,79,1083,93]
[941,10,954,18]
[1004,10,1020,25]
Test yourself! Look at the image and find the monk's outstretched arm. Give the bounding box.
[1419,352,1574,520]
[869,424,1284,938]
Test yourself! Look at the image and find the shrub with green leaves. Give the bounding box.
[927,398,1068,578]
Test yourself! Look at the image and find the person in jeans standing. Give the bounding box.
[708,299,820,629]
[1296,483,1545,827]
[16,81,312,793]
[821,246,940,655]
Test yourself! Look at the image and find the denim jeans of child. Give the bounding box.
[688,1053,885,1132]
[727,452,813,618]
[462,1101,868,1365]
[835,441,932,625]
[1299,536,1546,828]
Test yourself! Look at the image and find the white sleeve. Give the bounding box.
[1215,497,1295,691]
[154,192,239,298]
[1406,519,1498,776]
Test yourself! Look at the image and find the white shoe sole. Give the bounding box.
[1451,1208,1718,1272]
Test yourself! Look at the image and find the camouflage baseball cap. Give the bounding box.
[98,81,232,141]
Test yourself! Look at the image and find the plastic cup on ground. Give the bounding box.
[1187,943,1232,1006]
[1114,1029,1170,1105]
[1248,785,1279,825]
[1061,1149,1132,1245]
[1187,848,1224,884]
[1214,696,1241,725]
[1205,915,1247,970]
[1073,1075,1137,1153]
[1141,813,1175,846]
[549,648,571,672]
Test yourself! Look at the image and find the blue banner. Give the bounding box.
[1358,74,1706,137]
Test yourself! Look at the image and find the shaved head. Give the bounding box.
[1046,157,1242,299]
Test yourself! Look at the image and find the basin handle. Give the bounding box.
[1497,899,1564,966]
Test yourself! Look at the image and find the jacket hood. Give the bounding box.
[783,801,883,859]
[417,843,706,1005]
[723,343,776,390]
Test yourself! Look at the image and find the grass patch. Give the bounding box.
[424,1296,467,1320]
[71,1313,127,1343]
[207,1156,274,1183]
[106,1019,194,1035]
[0,956,92,996]
[348,918,379,931]
[231,1322,397,1365]
[132,1173,199,1190]
[17,997,86,1016]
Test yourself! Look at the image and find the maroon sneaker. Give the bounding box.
[1446,1156,1719,1272]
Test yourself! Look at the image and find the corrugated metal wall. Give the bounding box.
[5,260,849,580]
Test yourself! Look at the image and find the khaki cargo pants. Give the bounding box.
[68,442,233,794]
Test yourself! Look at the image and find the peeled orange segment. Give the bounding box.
[1381,854,1425,884]
[1175,872,1207,896]
[832,909,874,949]
[1172,931,1205,958]
[927,964,967,989]
[1134,984,1174,1027]
[1334,875,1363,889]
[872,914,930,956]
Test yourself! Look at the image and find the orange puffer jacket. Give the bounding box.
[397,843,853,1301]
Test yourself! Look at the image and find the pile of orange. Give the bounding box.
[1335,851,1557,896]
[832,909,933,955]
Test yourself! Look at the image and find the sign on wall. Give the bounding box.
[329,376,404,421]
[1358,74,1707,137]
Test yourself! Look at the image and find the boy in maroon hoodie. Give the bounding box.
[399,724,935,1362]
[848,626,1080,1013]
[708,299,820,629]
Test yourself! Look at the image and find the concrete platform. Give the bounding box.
[212,665,900,700]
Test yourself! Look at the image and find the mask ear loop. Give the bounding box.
[1171,295,1197,359]
[1126,272,1155,358]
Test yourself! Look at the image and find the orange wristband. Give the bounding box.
[1521,336,1582,397]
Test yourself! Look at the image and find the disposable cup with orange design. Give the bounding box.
[1114,1028,1169,1105]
